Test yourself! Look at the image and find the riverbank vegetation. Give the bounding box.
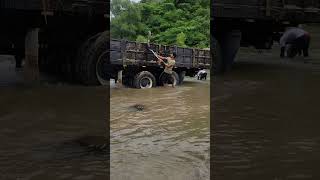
[111,0,210,48]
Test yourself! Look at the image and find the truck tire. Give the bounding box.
[133,71,156,89]
[212,37,224,75]
[123,77,133,87]
[159,71,180,87]
[76,33,101,83]
[213,31,241,74]
[178,71,186,84]
[80,31,109,85]
[221,31,242,72]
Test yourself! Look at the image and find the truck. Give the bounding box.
[212,0,320,74]
[109,39,211,88]
[0,1,210,87]
[0,0,109,85]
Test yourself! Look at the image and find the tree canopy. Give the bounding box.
[110,0,210,48]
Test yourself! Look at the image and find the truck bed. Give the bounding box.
[0,0,108,15]
[110,39,211,69]
[213,0,320,23]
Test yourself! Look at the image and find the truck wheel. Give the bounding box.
[80,31,109,85]
[159,71,180,87]
[133,71,156,89]
[213,31,242,74]
[95,50,109,85]
[212,37,224,75]
[76,33,101,83]
[178,71,186,84]
[123,77,133,87]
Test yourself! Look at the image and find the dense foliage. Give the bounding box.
[110,0,210,48]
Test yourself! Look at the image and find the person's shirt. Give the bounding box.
[197,70,206,76]
[164,57,175,74]
[280,27,307,48]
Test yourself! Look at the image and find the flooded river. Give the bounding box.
[3,42,320,180]
[0,54,210,180]
[212,48,320,179]
[110,77,210,180]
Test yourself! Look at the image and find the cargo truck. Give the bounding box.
[109,39,210,88]
[0,1,211,87]
[211,0,320,74]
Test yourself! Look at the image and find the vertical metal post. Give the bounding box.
[192,48,196,67]
[121,39,126,66]
[266,0,271,16]
[24,28,40,83]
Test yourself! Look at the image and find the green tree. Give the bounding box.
[110,0,145,40]
[111,0,210,48]
[176,32,187,47]
[136,35,148,43]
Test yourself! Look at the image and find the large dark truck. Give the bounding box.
[211,0,320,73]
[109,39,210,88]
[0,0,109,85]
[0,1,210,87]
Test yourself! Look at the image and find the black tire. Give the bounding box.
[123,76,134,87]
[76,33,102,83]
[212,37,224,75]
[178,71,185,84]
[265,36,274,50]
[159,71,180,86]
[133,71,156,89]
[287,45,298,58]
[213,31,241,74]
[79,31,109,85]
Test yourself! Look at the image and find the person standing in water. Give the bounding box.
[157,52,176,88]
[196,69,207,80]
[280,26,310,58]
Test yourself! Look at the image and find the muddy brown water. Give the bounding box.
[0,85,108,180]
[212,49,320,179]
[4,44,320,180]
[110,77,210,180]
[0,56,108,180]
[1,55,210,180]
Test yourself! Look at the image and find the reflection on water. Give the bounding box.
[212,52,320,179]
[110,77,210,180]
